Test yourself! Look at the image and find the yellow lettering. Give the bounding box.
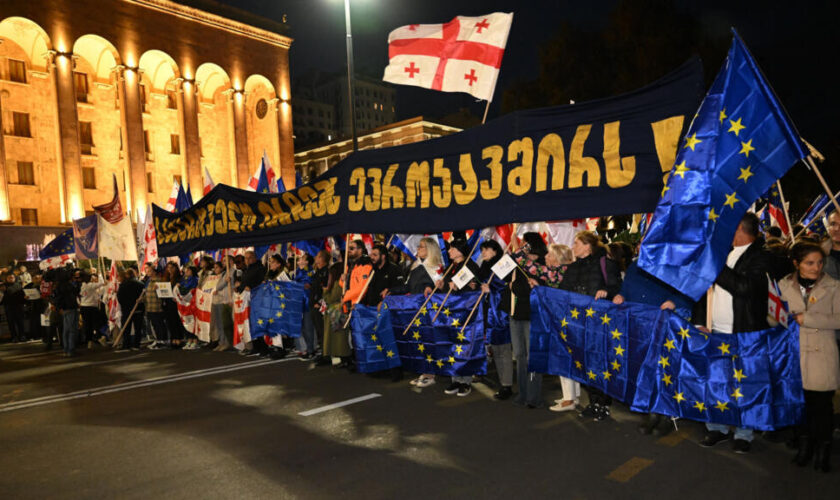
[568,124,600,188]
[297,186,320,217]
[479,145,503,200]
[452,153,478,205]
[314,179,341,215]
[651,116,686,185]
[535,133,565,191]
[214,200,227,234]
[603,121,636,188]
[507,137,534,196]
[239,203,256,232]
[348,168,366,212]
[227,202,240,232]
[282,192,311,221]
[405,161,430,208]
[381,164,404,209]
[364,168,382,211]
[431,158,452,208]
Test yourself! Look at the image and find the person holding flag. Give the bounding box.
[773,241,840,472]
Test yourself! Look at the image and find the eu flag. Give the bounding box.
[385,292,487,377]
[529,286,805,430]
[39,229,75,259]
[248,281,306,340]
[350,304,401,373]
[638,31,807,300]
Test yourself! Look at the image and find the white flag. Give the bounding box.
[97,215,138,262]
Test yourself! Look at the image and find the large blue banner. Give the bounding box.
[249,281,306,340]
[529,286,804,430]
[153,60,704,256]
[350,304,402,373]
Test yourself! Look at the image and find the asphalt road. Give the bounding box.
[1,341,838,499]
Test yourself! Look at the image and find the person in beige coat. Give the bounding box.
[775,241,840,473]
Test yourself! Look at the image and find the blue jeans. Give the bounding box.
[299,309,317,353]
[510,318,543,405]
[61,309,79,354]
[706,422,754,442]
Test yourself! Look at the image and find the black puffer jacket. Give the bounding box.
[559,248,622,299]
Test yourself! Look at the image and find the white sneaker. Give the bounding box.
[549,400,577,412]
[416,377,436,388]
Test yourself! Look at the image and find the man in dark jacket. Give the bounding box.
[236,251,266,293]
[116,269,145,351]
[364,243,402,307]
[698,213,770,453]
[1,273,27,342]
[51,266,81,356]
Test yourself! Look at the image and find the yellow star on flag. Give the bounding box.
[693,401,707,412]
[728,117,745,136]
[723,192,740,209]
[717,342,731,355]
[731,387,744,400]
[719,107,727,123]
[739,139,755,157]
[412,331,421,340]
[267,318,274,324]
[737,166,754,183]
[673,161,690,179]
[455,345,464,355]
[426,354,433,363]
[456,332,466,342]
[281,303,286,309]
[431,302,439,310]
[610,328,622,340]
[585,307,595,318]
[614,345,625,357]
[560,332,568,341]
[600,313,611,325]
[611,360,621,371]
[575,360,583,370]
[602,371,612,381]
[451,318,460,327]
[567,346,573,354]
[662,374,673,386]
[448,356,456,364]
[587,370,597,380]
[658,356,670,368]
[570,308,580,319]
[371,334,378,341]
[275,311,282,317]
[436,359,444,368]
[561,318,568,327]
[419,307,428,315]
[733,368,747,382]
[279,294,285,299]
[257,319,264,325]
[386,350,394,358]
[663,339,676,351]
[673,391,686,403]
[417,344,425,353]
[715,400,729,412]
[443,308,451,316]
[677,327,691,339]
[413,319,422,327]
[376,345,383,352]
[708,208,720,222]
[684,133,702,151]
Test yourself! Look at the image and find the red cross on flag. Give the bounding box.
[383,12,513,101]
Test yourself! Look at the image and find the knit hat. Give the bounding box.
[449,237,470,259]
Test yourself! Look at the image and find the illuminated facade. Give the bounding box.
[0,0,294,227]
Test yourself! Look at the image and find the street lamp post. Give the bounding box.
[344,0,358,151]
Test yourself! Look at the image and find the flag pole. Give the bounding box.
[774,180,795,242]
[481,100,491,125]
[804,156,840,215]
[458,276,494,335]
[400,261,456,337]
[793,192,839,240]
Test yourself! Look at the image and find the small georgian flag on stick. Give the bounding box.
[383,12,513,101]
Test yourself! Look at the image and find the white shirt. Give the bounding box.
[711,243,751,333]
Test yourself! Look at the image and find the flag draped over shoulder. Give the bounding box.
[385,292,487,376]
[529,286,804,430]
[384,12,513,101]
[248,281,306,341]
[638,32,808,301]
[350,304,401,373]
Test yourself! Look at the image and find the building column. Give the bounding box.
[116,65,148,220]
[228,89,250,188]
[274,52,295,189]
[0,90,11,222]
[177,79,202,200]
[49,51,85,222]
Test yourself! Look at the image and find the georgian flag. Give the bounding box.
[203,167,215,196]
[233,290,252,350]
[164,180,180,212]
[383,12,513,101]
[767,275,789,328]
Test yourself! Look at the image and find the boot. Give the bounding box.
[638,414,662,435]
[814,441,831,473]
[791,435,813,467]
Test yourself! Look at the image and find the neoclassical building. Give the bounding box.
[0,0,294,228]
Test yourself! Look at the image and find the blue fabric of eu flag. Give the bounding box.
[248,281,306,339]
[638,31,808,301]
[72,215,98,260]
[39,229,75,259]
[529,286,804,430]
[385,292,487,376]
[350,304,402,373]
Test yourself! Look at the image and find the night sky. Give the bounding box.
[215,0,837,215]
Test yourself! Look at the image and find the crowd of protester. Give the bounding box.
[2,210,839,472]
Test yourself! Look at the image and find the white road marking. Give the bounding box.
[0,358,297,414]
[298,393,382,416]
